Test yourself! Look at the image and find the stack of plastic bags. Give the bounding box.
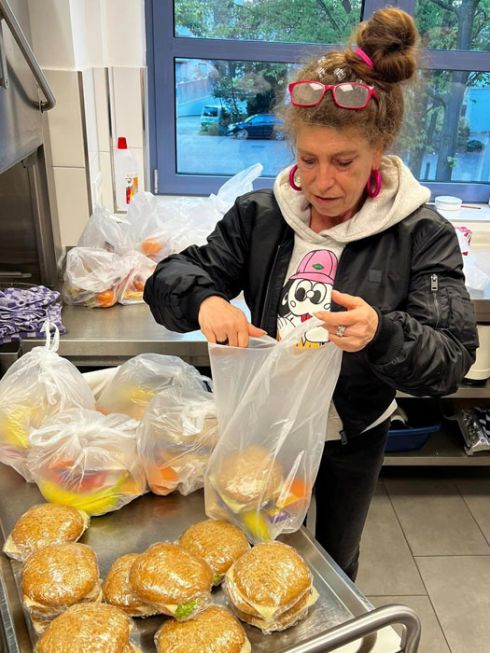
[0,336,220,511]
[95,353,218,496]
[0,324,148,515]
[62,207,156,308]
[0,286,65,344]
[62,164,263,308]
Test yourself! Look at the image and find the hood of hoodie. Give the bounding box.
[273,155,431,244]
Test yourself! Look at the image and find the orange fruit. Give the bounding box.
[96,289,116,307]
[141,238,161,257]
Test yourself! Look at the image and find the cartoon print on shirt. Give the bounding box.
[278,249,338,347]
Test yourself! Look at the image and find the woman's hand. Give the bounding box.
[314,290,379,352]
[198,296,266,347]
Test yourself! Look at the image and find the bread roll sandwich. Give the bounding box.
[224,541,318,633]
[3,503,89,562]
[213,446,283,511]
[22,543,101,631]
[102,553,157,617]
[129,542,212,620]
[155,605,251,653]
[179,519,250,586]
[206,445,284,541]
[34,602,141,653]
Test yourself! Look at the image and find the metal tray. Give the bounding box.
[0,463,404,653]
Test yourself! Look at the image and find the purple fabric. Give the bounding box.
[0,286,66,344]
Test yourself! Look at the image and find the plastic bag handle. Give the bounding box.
[42,320,60,352]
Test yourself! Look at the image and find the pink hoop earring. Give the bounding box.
[366,168,381,198]
[289,164,302,191]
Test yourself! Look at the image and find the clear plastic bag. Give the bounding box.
[116,250,156,304]
[205,318,342,543]
[138,383,217,496]
[96,353,209,420]
[62,247,133,308]
[77,206,132,255]
[126,192,174,262]
[0,324,95,480]
[27,408,146,516]
[150,164,264,254]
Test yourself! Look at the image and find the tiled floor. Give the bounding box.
[356,469,490,653]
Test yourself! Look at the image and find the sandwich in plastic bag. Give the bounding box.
[27,408,146,515]
[138,382,217,496]
[96,353,208,420]
[116,250,156,304]
[205,318,342,543]
[0,323,95,480]
[62,247,134,308]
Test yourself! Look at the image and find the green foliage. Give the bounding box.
[175,0,489,183]
[175,0,362,43]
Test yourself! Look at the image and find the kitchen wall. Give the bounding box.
[27,0,147,247]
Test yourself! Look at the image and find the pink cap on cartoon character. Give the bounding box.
[290,250,337,283]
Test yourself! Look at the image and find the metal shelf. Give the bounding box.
[384,423,490,466]
[397,379,490,400]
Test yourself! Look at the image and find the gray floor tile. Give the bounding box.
[367,595,450,653]
[384,478,490,556]
[356,484,425,596]
[416,556,490,653]
[456,477,490,545]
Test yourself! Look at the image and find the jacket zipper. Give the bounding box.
[431,273,440,329]
[260,244,282,330]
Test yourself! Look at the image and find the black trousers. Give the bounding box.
[313,419,390,582]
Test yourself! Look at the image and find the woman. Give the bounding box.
[144,8,478,580]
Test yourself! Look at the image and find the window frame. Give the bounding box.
[146,0,490,200]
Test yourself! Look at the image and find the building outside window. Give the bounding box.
[147,0,490,200]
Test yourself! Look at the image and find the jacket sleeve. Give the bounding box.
[143,200,250,333]
[364,219,478,396]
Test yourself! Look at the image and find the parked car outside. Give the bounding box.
[227,114,285,140]
[200,105,230,134]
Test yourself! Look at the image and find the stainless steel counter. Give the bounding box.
[0,463,408,653]
[20,304,211,368]
[16,291,490,371]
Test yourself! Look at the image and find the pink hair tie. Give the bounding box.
[354,47,374,69]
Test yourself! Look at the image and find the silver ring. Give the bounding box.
[335,325,347,338]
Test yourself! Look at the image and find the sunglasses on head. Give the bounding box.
[288,80,378,110]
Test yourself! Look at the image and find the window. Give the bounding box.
[147,0,490,200]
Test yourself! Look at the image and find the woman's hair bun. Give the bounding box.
[346,7,419,84]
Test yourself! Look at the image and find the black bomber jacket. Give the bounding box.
[144,190,478,437]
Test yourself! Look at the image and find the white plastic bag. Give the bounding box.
[77,206,132,255]
[205,318,342,543]
[28,408,146,515]
[96,353,209,420]
[138,384,217,496]
[0,324,95,480]
[62,247,133,308]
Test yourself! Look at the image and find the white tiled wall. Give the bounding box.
[29,0,147,247]
[52,167,91,246]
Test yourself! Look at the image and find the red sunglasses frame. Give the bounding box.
[288,80,379,109]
